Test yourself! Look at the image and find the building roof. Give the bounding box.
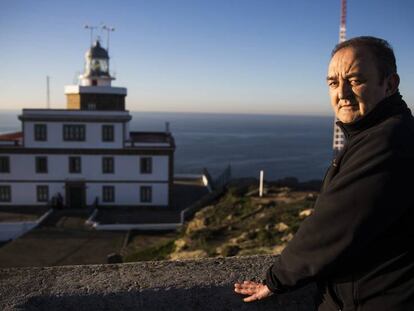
[86,40,109,59]
[129,132,174,144]
[0,131,22,141]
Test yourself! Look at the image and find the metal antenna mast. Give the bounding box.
[332,0,347,155]
[84,24,98,46]
[102,25,115,53]
[339,0,347,43]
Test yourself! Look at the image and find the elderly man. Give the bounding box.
[235,36,414,310]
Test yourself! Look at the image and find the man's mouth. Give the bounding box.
[339,104,358,109]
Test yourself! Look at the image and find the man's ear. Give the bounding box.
[386,73,400,96]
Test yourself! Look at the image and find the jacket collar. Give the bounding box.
[336,92,409,138]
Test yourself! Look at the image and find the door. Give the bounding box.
[65,182,86,208]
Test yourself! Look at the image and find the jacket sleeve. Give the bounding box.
[265,128,413,293]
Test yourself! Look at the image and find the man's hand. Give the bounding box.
[234,280,273,302]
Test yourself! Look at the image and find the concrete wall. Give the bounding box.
[0,255,317,311]
[0,222,37,241]
[0,209,52,241]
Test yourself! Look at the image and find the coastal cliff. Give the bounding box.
[124,178,320,263]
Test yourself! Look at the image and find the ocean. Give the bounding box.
[0,111,334,181]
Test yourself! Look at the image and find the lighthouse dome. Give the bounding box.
[85,40,109,59]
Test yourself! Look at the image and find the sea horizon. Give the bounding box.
[0,111,334,182]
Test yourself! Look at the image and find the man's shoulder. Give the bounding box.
[369,111,414,148]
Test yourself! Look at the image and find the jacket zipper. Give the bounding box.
[327,282,343,311]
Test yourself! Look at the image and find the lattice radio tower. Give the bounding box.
[332,0,347,154]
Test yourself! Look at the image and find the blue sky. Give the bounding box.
[0,0,413,115]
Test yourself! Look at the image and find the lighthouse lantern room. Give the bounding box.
[64,39,126,111]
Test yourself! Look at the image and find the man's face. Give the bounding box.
[327,47,388,123]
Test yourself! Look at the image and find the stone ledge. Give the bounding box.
[0,255,316,310]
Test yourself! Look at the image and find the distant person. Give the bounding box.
[56,193,63,209]
[234,36,414,310]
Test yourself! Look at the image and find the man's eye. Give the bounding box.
[350,80,362,86]
[328,81,338,87]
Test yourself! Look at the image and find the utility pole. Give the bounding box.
[46,75,50,109]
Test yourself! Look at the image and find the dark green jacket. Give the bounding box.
[266,93,414,310]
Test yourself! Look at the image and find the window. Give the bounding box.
[34,124,47,141]
[102,186,115,202]
[0,157,10,173]
[140,157,152,174]
[63,125,86,141]
[0,186,11,202]
[102,157,114,174]
[102,125,114,142]
[140,186,152,203]
[87,103,96,110]
[69,157,81,173]
[35,157,48,173]
[37,185,49,202]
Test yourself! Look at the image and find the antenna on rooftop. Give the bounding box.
[84,24,98,46]
[102,24,115,53]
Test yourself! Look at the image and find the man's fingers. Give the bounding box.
[234,284,255,295]
[234,287,255,295]
[243,294,260,302]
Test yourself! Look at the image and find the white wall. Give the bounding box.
[0,154,169,181]
[0,182,64,205]
[0,154,170,206]
[87,183,168,206]
[24,121,124,149]
[0,182,168,206]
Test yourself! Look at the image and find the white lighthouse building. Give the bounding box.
[0,40,175,209]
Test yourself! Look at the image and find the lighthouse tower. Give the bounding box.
[64,39,127,111]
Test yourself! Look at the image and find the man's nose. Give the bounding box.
[338,81,352,99]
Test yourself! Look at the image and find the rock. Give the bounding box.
[169,250,208,260]
[216,244,240,257]
[229,232,249,245]
[272,244,287,255]
[186,217,207,234]
[107,253,123,264]
[299,209,314,218]
[281,233,294,242]
[174,238,188,252]
[274,222,289,232]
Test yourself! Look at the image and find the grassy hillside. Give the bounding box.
[124,180,318,262]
